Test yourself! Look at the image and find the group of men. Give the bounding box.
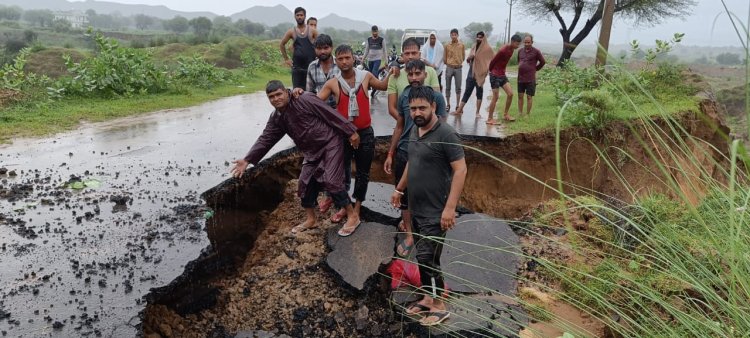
[231,6,546,327]
[448,31,546,124]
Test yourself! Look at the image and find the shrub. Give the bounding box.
[0,48,50,90]
[240,41,282,75]
[174,54,232,89]
[565,89,615,132]
[56,32,169,97]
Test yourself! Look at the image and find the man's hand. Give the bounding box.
[390,190,402,209]
[349,132,360,149]
[440,208,456,231]
[390,66,400,78]
[291,88,304,98]
[384,155,393,175]
[284,59,292,68]
[231,159,250,178]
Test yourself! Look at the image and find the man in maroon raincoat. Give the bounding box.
[231,80,362,235]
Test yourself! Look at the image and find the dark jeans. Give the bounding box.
[301,178,350,209]
[367,60,381,77]
[461,74,483,103]
[344,126,375,202]
[292,66,307,89]
[412,216,446,297]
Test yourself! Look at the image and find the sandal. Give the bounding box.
[396,238,413,258]
[291,222,315,234]
[330,208,347,223]
[337,221,361,237]
[405,302,431,315]
[318,197,333,213]
[419,311,450,326]
[503,115,516,122]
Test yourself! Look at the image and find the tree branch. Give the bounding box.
[567,0,585,34]
[552,8,569,34]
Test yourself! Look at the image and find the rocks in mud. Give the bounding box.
[438,213,522,294]
[0,167,7,175]
[325,222,394,291]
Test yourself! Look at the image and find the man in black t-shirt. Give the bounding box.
[279,7,318,89]
[391,86,467,327]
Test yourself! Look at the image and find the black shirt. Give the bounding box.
[406,120,465,221]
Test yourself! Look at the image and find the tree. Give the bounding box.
[716,52,741,65]
[134,14,155,30]
[189,16,212,38]
[268,22,288,39]
[164,16,189,33]
[518,0,697,65]
[23,9,54,27]
[235,19,265,36]
[0,5,22,21]
[52,18,72,32]
[463,22,493,41]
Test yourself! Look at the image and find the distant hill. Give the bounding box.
[4,0,215,19]
[317,13,370,32]
[229,4,292,27]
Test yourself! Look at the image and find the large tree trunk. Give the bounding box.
[557,41,576,67]
[556,17,602,66]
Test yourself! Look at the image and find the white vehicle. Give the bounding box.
[400,28,437,52]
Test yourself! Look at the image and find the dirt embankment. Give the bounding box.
[142,97,731,338]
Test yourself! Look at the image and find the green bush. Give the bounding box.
[1,48,50,90]
[240,41,282,75]
[174,54,232,89]
[56,32,169,97]
[565,89,615,132]
[538,60,601,105]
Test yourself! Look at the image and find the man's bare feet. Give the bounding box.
[406,299,432,315]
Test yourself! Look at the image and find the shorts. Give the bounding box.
[490,75,509,89]
[518,82,536,96]
[393,150,409,210]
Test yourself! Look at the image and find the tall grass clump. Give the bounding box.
[519,8,749,337]
[383,4,749,337]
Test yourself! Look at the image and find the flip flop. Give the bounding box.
[405,302,431,315]
[318,197,333,213]
[337,221,361,237]
[503,116,516,122]
[419,311,450,326]
[396,238,413,258]
[330,208,346,223]
[291,223,314,234]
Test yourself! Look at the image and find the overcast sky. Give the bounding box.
[72,0,748,47]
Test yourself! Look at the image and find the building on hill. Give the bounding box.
[54,11,89,29]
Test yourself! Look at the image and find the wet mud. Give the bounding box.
[142,92,730,338]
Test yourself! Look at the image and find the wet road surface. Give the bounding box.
[0,72,504,336]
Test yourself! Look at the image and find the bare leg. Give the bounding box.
[486,88,500,124]
[292,208,317,234]
[526,95,533,115]
[452,101,466,115]
[455,92,461,110]
[502,83,514,120]
[397,210,414,256]
[475,99,482,118]
[518,93,525,117]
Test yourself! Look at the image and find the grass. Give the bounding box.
[494,86,700,135]
[0,68,283,142]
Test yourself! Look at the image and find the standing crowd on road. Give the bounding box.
[232,6,545,327]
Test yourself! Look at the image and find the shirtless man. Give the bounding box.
[279,7,318,89]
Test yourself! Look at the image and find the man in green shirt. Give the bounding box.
[387,37,440,119]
